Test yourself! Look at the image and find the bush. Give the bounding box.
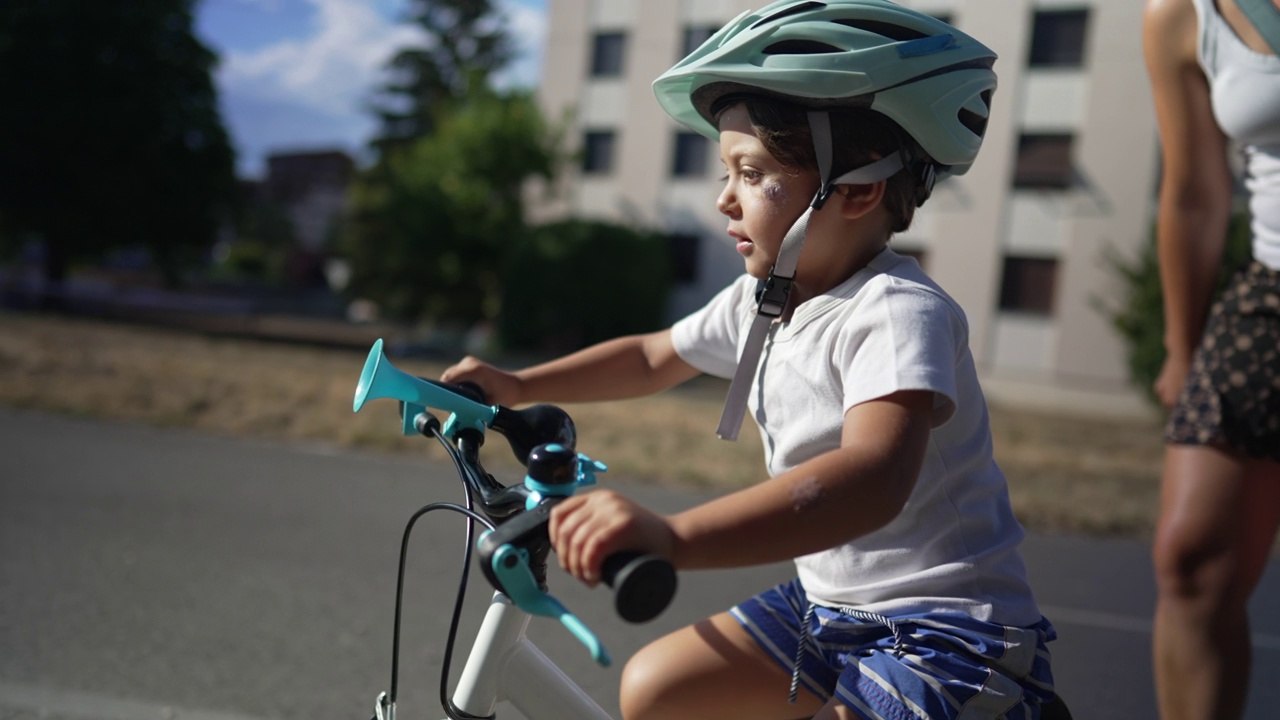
[1105,211,1253,405]
[498,219,673,353]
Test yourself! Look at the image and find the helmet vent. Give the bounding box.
[762,39,843,55]
[956,88,993,137]
[751,2,826,30]
[832,19,928,42]
[957,107,988,137]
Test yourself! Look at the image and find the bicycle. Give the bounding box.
[352,339,678,720]
[351,339,1076,720]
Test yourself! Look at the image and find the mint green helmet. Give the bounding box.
[652,0,998,177]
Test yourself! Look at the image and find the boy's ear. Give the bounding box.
[832,181,886,220]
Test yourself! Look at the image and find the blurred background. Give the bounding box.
[1,0,1253,411]
[2,3,1277,719]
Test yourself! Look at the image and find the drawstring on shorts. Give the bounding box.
[787,602,908,705]
[788,602,818,704]
[838,606,908,657]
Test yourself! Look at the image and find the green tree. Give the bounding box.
[214,198,296,283]
[499,219,674,354]
[339,90,558,324]
[0,0,238,289]
[371,0,514,155]
[1104,211,1253,405]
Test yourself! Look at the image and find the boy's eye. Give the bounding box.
[719,167,763,183]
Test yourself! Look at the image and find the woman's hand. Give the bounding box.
[440,356,522,407]
[550,490,676,586]
[1154,353,1191,410]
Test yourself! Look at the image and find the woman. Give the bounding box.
[1143,0,1280,718]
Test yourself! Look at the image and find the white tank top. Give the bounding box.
[1192,0,1280,269]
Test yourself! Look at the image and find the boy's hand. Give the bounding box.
[440,356,522,407]
[550,490,676,587]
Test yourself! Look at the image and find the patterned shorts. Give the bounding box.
[1165,261,1280,461]
[731,578,1059,719]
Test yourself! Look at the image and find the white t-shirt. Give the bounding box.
[671,248,1042,626]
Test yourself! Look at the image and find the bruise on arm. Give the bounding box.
[668,389,934,569]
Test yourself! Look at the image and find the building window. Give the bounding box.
[669,233,700,283]
[682,25,720,57]
[1029,9,1089,68]
[581,130,616,174]
[1013,133,1075,189]
[671,132,709,177]
[590,31,627,77]
[999,257,1058,315]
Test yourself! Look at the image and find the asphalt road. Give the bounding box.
[2,407,1278,720]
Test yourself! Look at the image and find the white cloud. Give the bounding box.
[214,0,547,177]
[221,0,422,119]
[495,0,547,89]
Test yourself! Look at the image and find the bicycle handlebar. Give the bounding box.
[352,339,677,664]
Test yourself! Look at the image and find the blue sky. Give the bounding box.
[194,0,547,179]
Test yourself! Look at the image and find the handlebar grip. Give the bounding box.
[451,380,489,405]
[601,552,677,624]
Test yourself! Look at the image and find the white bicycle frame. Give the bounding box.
[449,592,613,720]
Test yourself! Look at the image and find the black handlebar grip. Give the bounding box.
[601,552,677,624]
[453,380,489,405]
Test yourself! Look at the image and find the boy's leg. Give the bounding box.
[619,611,825,720]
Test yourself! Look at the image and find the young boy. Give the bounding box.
[443,2,1059,717]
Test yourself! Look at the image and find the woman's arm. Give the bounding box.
[442,329,700,407]
[549,389,934,582]
[1143,0,1235,407]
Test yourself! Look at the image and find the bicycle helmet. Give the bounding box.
[652,0,998,177]
[652,1,999,442]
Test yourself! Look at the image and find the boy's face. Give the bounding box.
[716,104,819,280]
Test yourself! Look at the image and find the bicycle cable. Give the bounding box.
[434,425,499,720]
[380,423,497,720]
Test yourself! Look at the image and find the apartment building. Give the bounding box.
[532,0,1159,415]
[262,150,355,253]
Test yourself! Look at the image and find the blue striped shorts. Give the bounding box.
[731,578,1059,719]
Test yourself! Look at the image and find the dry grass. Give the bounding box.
[0,310,1166,539]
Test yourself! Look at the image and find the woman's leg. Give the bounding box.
[1152,444,1280,720]
[619,610,825,720]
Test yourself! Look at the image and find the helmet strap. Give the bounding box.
[714,111,904,441]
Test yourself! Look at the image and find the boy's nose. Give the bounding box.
[716,185,739,217]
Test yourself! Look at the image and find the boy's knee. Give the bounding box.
[619,645,680,720]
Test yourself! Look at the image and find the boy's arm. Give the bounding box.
[550,389,934,582]
[442,329,700,407]
[669,389,933,568]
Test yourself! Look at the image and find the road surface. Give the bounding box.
[2,408,1278,719]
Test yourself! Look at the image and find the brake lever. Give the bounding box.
[476,503,611,666]
[486,540,611,666]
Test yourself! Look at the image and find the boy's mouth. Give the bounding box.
[729,230,752,255]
